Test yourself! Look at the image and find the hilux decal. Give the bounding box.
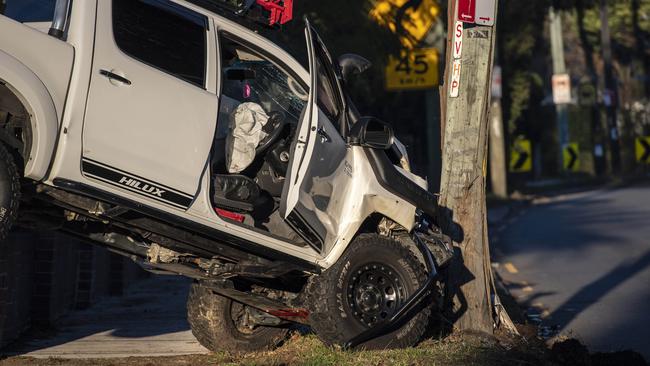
[81,158,193,210]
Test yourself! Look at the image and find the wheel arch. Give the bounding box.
[321,203,418,269]
[0,50,59,180]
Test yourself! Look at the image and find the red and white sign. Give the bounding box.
[450,59,462,98]
[457,0,497,26]
[453,21,463,59]
[457,0,475,23]
[475,0,496,26]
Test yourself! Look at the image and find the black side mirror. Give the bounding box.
[348,117,394,150]
[338,54,372,83]
[225,67,256,81]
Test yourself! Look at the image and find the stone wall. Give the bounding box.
[0,229,147,348]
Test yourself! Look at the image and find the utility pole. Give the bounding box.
[489,62,507,199]
[439,0,515,334]
[600,0,621,173]
[549,6,570,172]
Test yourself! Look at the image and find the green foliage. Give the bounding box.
[497,0,550,136]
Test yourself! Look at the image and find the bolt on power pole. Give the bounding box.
[549,6,570,172]
[600,0,621,173]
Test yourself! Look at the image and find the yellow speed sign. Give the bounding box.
[386,48,439,91]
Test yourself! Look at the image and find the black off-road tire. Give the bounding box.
[187,283,289,353]
[0,143,20,242]
[307,234,431,349]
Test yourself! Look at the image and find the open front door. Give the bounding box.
[280,20,351,254]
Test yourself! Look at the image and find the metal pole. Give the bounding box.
[600,0,621,173]
[549,7,570,172]
[49,0,73,39]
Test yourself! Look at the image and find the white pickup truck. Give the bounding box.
[0,0,452,352]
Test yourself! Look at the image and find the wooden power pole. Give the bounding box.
[438,0,502,333]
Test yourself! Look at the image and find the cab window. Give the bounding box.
[1,0,55,22]
[315,48,342,123]
[112,0,207,88]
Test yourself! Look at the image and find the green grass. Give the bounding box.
[0,333,554,366]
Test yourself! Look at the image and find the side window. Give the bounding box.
[315,54,341,123]
[1,0,56,22]
[112,0,207,88]
[217,35,308,131]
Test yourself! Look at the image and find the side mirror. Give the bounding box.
[338,54,372,83]
[348,117,394,150]
[225,67,256,81]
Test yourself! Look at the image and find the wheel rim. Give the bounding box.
[230,301,262,335]
[346,262,407,328]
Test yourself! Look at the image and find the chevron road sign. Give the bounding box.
[636,137,650,164]
[509,139,532,173]
[563,143,580,172]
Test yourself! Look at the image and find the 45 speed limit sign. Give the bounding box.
[386,48,439,91]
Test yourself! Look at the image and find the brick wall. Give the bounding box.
[0,230,147,348]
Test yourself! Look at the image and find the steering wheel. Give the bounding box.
[256,111,287,155]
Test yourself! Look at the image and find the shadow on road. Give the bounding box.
[547,249,650,333]
[493,185,650,357]
[1,276,206,358]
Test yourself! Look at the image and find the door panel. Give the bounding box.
[82,0,217,209]
[280,21,352,253]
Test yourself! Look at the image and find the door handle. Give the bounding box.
[99,69,132,85]
[317,127,331,143]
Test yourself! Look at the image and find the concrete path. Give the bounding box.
[3,275,208,358]
[494,183,650,359]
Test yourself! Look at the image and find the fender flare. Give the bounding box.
[0,50,59,181]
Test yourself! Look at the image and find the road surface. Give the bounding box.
[2,276,208,358]
[494,183,650,359]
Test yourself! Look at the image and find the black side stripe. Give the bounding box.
[81,158,193,210]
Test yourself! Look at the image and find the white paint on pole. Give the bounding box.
[453,21,463,59]
[475,0,497,26]
[552,73,571,104]
[491,65,502,99]
[450,59,462,98]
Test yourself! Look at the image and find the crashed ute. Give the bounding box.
[0,0,453,351]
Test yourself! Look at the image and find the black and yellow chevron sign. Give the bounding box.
[509,139,532,173]
[636,137,650,164]
[563,143,580,172]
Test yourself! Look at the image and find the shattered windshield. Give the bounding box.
[218,35,308,131]
[234,60,308,123]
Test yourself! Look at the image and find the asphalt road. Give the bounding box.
[495,183,650,359]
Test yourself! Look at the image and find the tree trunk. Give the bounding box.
[438,2,498,334]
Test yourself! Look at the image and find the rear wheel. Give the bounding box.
[307,234,431,349]
[187,283,289,353]
[0,143,20,242]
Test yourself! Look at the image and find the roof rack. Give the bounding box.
[188,0,293,27]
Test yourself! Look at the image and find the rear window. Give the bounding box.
[112,0,208,88]
[1,0,56,22]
